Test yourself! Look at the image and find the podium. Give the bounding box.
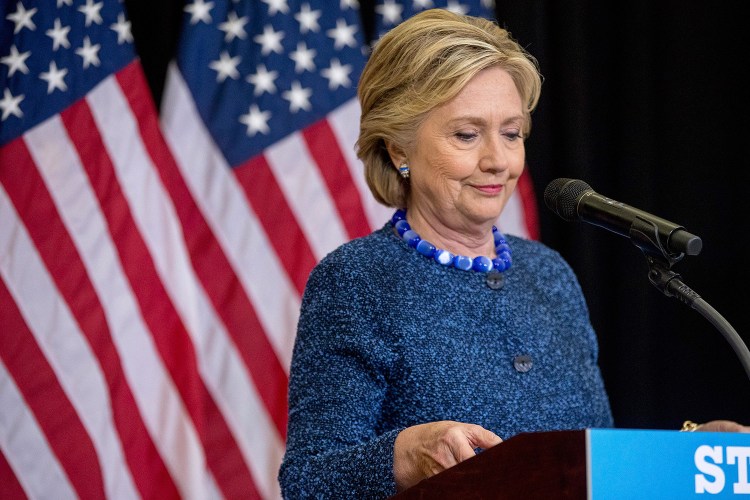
[392,429,750,499]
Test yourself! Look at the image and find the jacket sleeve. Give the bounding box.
[278,256,402,499]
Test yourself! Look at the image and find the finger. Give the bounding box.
[697,420,750,433]
[466,425,503,450]
[450,435,482,463]
[448,425,502,463]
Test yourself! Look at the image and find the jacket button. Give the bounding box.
[513,355,533,373]
[486,270,505,290]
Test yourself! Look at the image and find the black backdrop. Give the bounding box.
[125,1,750,428]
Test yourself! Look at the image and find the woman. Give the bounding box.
[278,8,744,499]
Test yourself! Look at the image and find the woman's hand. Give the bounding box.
[393,420,502,491]
[695,420,750,433]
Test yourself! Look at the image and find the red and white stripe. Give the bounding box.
[1,60,273,499]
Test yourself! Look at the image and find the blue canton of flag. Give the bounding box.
[177,0,367,166]
[0,0,134,144]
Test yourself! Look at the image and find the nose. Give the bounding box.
[478,133,512,173]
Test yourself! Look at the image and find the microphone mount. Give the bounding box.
[629,214,685,267]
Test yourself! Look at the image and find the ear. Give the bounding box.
[384,140,406,168]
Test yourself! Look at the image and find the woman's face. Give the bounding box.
[406,66,526,231]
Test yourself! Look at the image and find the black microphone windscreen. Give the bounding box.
[543,178,593,221]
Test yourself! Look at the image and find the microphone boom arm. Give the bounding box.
[639,221,750,383]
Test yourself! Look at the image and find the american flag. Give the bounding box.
[0,0,537,498]
[0,0,232,497]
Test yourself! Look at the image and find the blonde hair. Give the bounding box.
[356,9,542,208]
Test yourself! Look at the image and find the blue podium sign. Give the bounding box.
[587,428,750,498]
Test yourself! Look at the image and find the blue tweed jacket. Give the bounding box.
[279,224,613,499]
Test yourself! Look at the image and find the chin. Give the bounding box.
[456,195,507,225]
[467,207,504,227]
[482,199,507,220]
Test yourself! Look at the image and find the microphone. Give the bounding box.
[543,178,702,257]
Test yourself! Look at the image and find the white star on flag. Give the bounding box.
[246,64,279,95]
[78,0,104,27]
[262,0,290,15]
[290,42,316,73]
[282,81,312,112]
[75,36,101,69]
[1,45,31,77]
[209,51,241,82]
[39,61,68,94]
[6,2,37,34]
[46,19,72,50]
[445,0,470,15]
[321,58,352,89]
[219,11,249,41]
[327,18,358,50]
[185,0,214,25]
[111,13,133,44]
[413,0,434,8]
[295,4,322,33]
[254,25,285,55]
[0,88,24,120]
[376,0,404,25]
[239,104,272,136]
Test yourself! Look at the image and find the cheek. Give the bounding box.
[432,153,476,181]
[415,154,470,187]
[509,150,526,178]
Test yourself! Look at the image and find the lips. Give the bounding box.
[472,184,502,195]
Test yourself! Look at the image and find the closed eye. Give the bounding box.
[455,132,478,142]
[502,130,524,141]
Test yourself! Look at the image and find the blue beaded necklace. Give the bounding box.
[390,209,512,273]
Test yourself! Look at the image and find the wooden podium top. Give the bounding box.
[391,430,587,499]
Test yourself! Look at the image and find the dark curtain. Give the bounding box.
[494,1,750,427]
[127,0,750,428]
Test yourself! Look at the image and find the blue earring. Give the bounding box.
[398,163,409,179]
